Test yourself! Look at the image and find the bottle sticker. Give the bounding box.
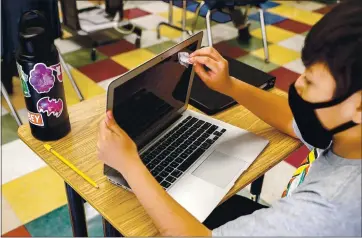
[16,62,31,97]
[29,63,55,93]
[37,97,63,118]
[28,111,44,126]
[50,63,63,82]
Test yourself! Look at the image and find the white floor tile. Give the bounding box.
[284,59,306,74]
[55,39,82,54]
[76,1,96,10]
[1,195,22,235]
[137,1,170,13]
[2,139,47,185]
[1,106,8,116]
[130,14,170,30]
[260,161,296,205]
[16,108,29,124]
[84,202,100,221]
[209,24,238,44]
[97,76,120,91]
[124,1,152,10]
[287,1,325,11]
[124,29,168,48]
[278,35,305,52]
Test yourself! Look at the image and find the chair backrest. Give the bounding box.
[59,0,82,31]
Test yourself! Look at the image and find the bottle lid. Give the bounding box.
[18,11,53,56]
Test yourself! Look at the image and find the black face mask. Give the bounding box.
[288,84,357,149]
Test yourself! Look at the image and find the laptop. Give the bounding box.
[105,32,269,222]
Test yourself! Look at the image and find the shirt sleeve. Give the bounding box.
[212,191,345,236]
[292,119,314,151]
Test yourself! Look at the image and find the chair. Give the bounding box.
[156,0,193,39]
[192,0,270,63]
[59,0,142,61]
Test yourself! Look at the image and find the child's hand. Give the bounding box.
[189,47,234,96]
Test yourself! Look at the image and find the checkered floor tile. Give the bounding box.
[1,1,336,236]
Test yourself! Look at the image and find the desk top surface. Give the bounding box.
[18,89,300,236]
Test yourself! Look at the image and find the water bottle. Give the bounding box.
[16,10,71,141]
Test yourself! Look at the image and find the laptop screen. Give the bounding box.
[113,42,198,148]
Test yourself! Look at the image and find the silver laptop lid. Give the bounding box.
[106,32,203,149]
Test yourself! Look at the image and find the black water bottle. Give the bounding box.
[16,10,71,141]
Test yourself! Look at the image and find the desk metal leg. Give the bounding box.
[103,218,122,237]
[65,183,88,237]
[250,174,264,203]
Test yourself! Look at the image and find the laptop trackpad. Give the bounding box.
[192,150,247,188]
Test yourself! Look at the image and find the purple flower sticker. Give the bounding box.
[29,63,55,93]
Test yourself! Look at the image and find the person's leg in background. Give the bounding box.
[229,6,251,43]
[203,195,268,230]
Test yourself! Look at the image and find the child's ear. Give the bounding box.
[352,91,361,124]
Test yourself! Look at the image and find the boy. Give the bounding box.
[97,0,361,236]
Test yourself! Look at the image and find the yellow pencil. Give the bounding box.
[44,144,99,189]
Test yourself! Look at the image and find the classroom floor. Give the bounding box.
[1,1,335,236]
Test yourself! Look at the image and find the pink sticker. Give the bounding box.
[37,97,63,118]
[50,63,63,82]
[29,63,55,93]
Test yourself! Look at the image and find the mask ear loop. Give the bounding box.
[329,121,358,134]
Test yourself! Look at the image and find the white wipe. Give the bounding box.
[178,52,191,67]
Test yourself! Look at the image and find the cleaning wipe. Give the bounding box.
[178,52,191,67]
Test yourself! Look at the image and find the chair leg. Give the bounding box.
[250,174,264,203]
[58,52,84,101]
[182,0,187,31]
[259,8,269,63]
[206,10,213,47]
[191,1,205,34]
[1,81,22,126]
[258,8,269,63]
[168,0,174,24]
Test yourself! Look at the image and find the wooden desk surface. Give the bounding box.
[18,89,301,236]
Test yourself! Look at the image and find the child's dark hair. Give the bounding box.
[302,0,362,98]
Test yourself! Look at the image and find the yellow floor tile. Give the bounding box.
[63,67,105,106]
[1,77,26,112]
[158,7,196,23]
[111,48,155,70]
[2,166,68,224]
[268,5,323,26]
[62,29,73,39]
[157,26,184,39]
[251,44,301,65]
[251,25,296,43]
[1,195,22,235]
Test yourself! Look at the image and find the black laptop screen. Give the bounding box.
[113,42,198,148]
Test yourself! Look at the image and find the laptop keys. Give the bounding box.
[160,171,168,177]
[165,166,174,173]
[151,170,159,177]
[171,170,182,178]
[178,148,205,172]
[147,163,156,170]
[207,125,218,134]
[142,116,226,189]
[201,142,211,149]
[170,162,179,168]
[161,181,171,189]
[175,158,183,163]
[175,148,184,153]
[166,176,176,183]
[155,176,164,183]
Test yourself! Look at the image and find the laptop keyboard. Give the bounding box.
[140,116,227,189]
